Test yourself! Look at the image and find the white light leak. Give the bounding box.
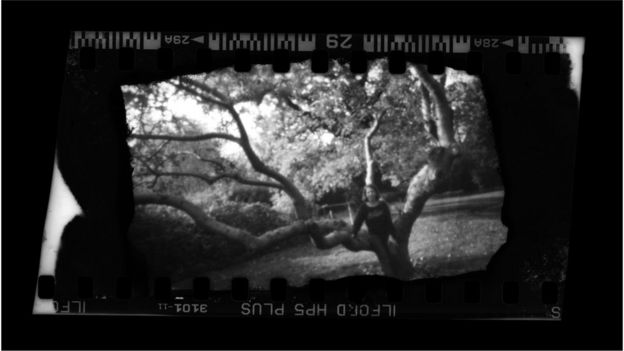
[33,151,84,314]
[564,37,585,100]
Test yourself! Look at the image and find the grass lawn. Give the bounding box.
[174,190,506,290]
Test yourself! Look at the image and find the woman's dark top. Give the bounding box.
[352,201,396,240]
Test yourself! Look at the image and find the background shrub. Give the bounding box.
[210,201,289,236]
[227,185,273,205]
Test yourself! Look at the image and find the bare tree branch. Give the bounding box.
[413,65,455,147]
[130,132,241,143]
[134,152,284,190]
[140,170,226,185]
[170,81,231,110]
[419,82,439,143]
[174,151,232,172]
[366,88,385,108]
[149,174,160,188]
[144,140,171,163]
[213,89,313,219]
[277,91,304,111]
[437,70,447,88]
[237,86,274,105]
[136,170,285,190]
[177,77,231,104]
[227,174,285,189]
[364,111,386,186]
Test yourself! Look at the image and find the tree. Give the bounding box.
[129,74,313,219]
[251,60,433,200]
[126,60,486,280]
[308,64,461,278]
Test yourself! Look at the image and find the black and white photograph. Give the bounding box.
[122,60,506,290]
[4,1,621,348]
[31,32,582,319]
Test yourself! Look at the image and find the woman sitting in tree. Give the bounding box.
[352,184,397,276]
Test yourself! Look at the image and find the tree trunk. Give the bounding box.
[415,66,455,148]
[382,65,459,279]
[364,113,384,188]
[308,224,397,275]
[306,65,459,280]
[388,148,458,278]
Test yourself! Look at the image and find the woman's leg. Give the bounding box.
[387,236,414,279]
[309,226,371,252]
[368,235,396,277]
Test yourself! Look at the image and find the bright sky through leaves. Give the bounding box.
[144,83,335,157]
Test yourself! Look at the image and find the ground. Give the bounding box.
[173,190,506,290]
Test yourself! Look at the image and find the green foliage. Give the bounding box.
[271,191,297,219]
[227,185,273,205]
[446,79,499,172]
[210,202,289,236]
[186,186,232,212]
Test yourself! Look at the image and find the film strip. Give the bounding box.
[68,31,567,54]
[36,275,562,318]
[34,31,582,320]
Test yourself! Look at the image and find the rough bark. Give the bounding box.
[419,82,438,143]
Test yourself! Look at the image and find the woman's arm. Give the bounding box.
[352,205,366,237]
